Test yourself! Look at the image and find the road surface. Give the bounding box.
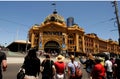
[3,56,88,79]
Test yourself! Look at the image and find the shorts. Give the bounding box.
[24,75,37,79]
[56,74,64,79]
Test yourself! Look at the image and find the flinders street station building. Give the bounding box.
[28,10,120,56]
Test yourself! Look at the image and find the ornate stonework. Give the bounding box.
[28,11,120,56]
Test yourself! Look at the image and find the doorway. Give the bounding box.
[44,41,60,54]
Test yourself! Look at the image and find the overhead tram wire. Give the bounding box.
[0,18,29,39]
[0,18,30,32]
[0,17,30,47]
[111,29,118,31]
[83,17,115,29]
[93,18,115,26]
[110,21,118,32]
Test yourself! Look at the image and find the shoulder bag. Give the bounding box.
[17,68,25,79]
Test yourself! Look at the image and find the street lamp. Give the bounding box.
[62,35,65,55]
[74,46,76,57]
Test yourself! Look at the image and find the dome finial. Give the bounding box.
[52,2,57,14]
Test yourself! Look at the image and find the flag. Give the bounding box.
[52,3,56,6]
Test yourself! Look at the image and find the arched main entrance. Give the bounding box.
[44,41,60,54]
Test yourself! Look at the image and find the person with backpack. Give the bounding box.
[41,54,55,79]
[67,55,82,79]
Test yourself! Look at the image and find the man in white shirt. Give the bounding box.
[104,56,113,79]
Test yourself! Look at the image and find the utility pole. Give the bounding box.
[112,0,120,46]
[25,33,29,53]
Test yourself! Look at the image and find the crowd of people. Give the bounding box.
[80,53,120,79]
[1,47,120,79]
[21,48,120,79]
[19,48,83,79]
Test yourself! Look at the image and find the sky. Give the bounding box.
[0,1,120,47]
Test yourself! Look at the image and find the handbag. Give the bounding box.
[17,68,25,79]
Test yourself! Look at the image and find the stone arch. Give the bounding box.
[44,41,60,54]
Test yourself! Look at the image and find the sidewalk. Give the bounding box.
[7,56,71,64]
[7,57,24,64]
[7,57,71,64]
[6,51,74,64]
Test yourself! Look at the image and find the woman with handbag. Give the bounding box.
[22,48,41,79]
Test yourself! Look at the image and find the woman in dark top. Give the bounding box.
[41,54,55,79]
[22,48,41,79]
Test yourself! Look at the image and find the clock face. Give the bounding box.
[62,44,66,48]
[39,42,42,47]
[50,16,56,21]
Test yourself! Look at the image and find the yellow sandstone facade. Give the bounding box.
[28,11,120,55]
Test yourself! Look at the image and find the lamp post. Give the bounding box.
[25,33,29,53]
[62,35,65,55]
[74,46,76,57]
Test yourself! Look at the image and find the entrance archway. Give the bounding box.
[44,41,60,54]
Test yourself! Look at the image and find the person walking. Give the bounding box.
[67,55,82,79]
[113,58,120,79]
[0,48,7,79]
[22,48,41,79]
[54,54,66,79]
[104,56,113,79]
[82,53,95,79]
[91,57,106,79]
[41,54,55,79]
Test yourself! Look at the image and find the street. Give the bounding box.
[2,57,88,79]
[3,63,21,79]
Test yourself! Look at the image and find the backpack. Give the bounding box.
[75,67,82,77]
[74,62,82,77]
